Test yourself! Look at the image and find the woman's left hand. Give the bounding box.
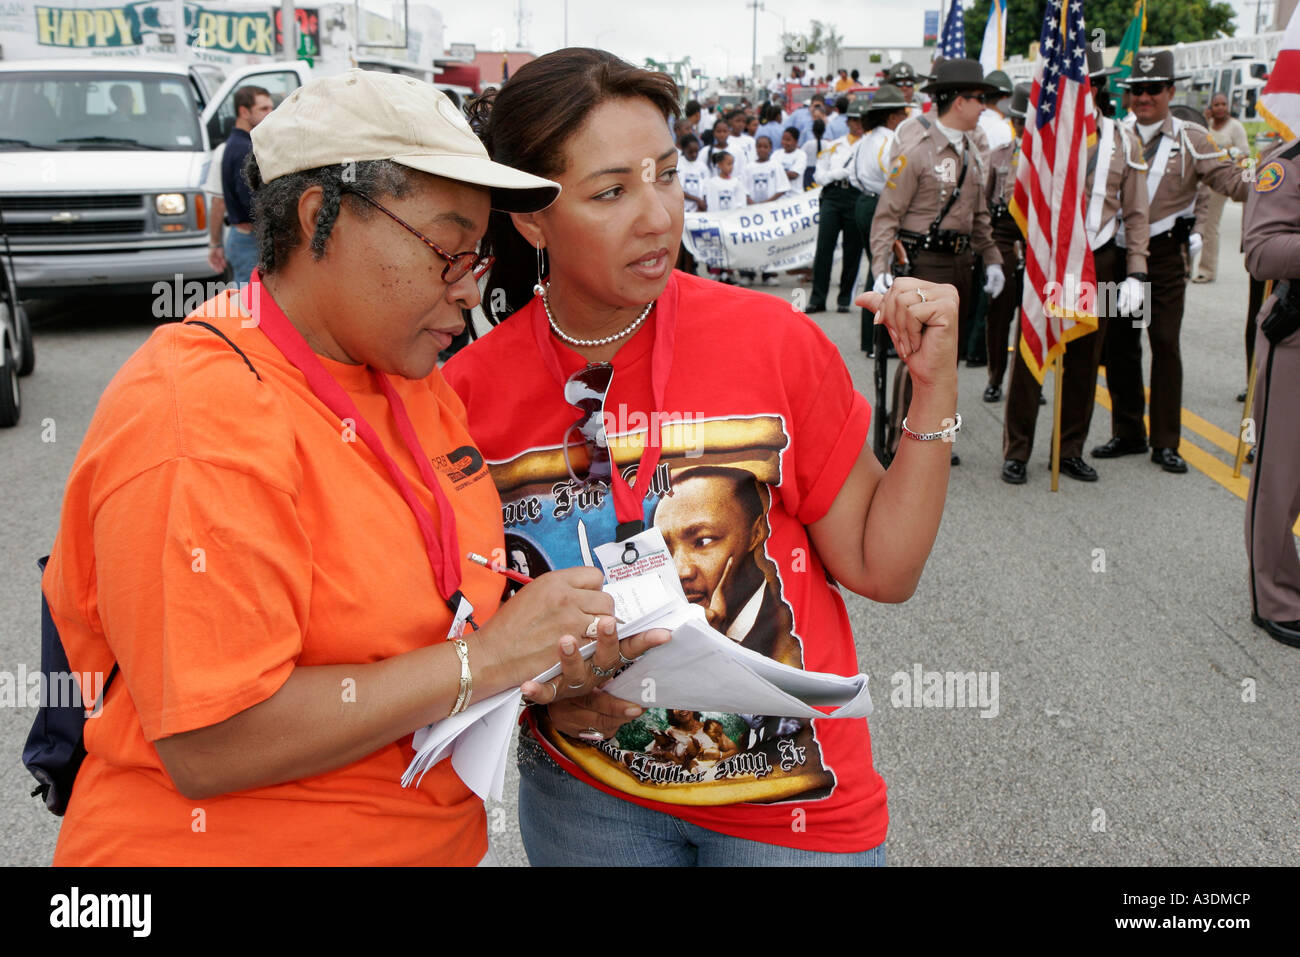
[856,277,959,393]
[519,623,670,706]
[546,689,648,742]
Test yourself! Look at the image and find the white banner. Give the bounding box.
[683,186,825,272]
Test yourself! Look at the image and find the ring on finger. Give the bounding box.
[618,648,635,666]
[584,616,601,639]
[590,661,618,680]
[579,726,604,741]
[567,678,588,689]
[915,288,928,304]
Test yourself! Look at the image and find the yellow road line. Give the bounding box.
[1091,383,1300,535]
[1096,374,1244,455]
[1179,406,1244,457]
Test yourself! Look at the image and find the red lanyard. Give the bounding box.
[243,273,464,602]
[531,284,676,536]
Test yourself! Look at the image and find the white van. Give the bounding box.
[0,58,310,297]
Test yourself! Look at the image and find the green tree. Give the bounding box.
[965,0,1235,64]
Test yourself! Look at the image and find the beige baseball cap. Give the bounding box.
[250,69,560,213]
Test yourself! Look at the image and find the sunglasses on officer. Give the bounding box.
[1128,82,1171,98]
[958,90,989,104]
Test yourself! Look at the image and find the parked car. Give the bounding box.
[0,58,310,298]
[0,207,30,426]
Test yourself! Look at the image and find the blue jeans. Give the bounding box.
[516,734,886,867]
[224,227,259,285]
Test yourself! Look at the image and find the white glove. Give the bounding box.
[983,263,1006,299]
[1188,233,1203,258]
[1116,275,1146,317]
[873,273,894,295]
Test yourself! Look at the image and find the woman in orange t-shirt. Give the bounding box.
[43,69,666,866]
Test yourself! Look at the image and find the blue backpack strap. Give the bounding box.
[25,321,257,815]
[24,556,118,815]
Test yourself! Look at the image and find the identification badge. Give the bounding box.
[446,592,476,640]
[593,527,687,603]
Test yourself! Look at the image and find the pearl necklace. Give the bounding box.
[538,283,653,348]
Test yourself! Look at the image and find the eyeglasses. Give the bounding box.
[562,362,615,487]
[1128,83,1170,97]
[960,91,989,104]
[343,189,494,284]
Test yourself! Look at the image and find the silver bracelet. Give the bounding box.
[901,412,961,442]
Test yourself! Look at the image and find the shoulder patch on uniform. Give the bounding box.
[887,154,908,181]
[1255,160,1285,193]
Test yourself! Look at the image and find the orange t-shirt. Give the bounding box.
[45,288,505,865]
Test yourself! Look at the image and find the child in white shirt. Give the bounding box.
[710,120,746,180]
[778,127,808,186]
[703,150,748,212]
[677,134,709,213]
[743,135,790,204]
[702,151,748,284]
[742,136,789,285]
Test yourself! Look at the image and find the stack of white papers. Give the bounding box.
[402,566,873,801]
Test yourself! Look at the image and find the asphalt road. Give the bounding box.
[2,207,1296,866]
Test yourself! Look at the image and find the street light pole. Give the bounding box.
[746,0,764,92]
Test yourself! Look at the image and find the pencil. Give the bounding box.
[467,551,533,585]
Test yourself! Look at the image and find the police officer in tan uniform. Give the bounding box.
[1092,50,1249,473]
[981,82,1028,404]
[1001,52,1150,484]
[1243,137,1300,648]
[871,58,1003,466]
[885,62,928,118]
[871,58,1005,365]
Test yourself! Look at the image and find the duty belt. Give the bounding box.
[989,203,1010,223]
[1149,215,1196,246]
[899,228,971,255]
[824,180,860,190]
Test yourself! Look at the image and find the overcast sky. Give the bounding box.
[441,0,1267,80]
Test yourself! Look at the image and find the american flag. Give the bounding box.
[1258,0,1300,139]
[1008,0,1097,383]
[938,2,965,59]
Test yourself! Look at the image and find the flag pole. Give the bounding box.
[1050,348,1064,492]
[1233,278,1272,477]
[1233,359,1258,478]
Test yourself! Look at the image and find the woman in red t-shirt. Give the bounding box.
[445,49,960,865]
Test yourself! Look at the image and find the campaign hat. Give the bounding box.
[1086,48,1121,79]
[1116,49,1190,87]
[920,58,1004,95]
[984,70,1013,95]
[1008,82,1031,119]
[865,84,909,112]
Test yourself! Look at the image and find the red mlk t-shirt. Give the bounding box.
[444,269,887,852]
